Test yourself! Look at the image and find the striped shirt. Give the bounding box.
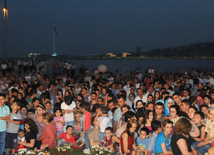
[54,116,64,132]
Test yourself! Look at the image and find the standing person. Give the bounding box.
[155,119,173,155]
[5,101,22,155]
[53,108,65,135]
[61,96,76,131]
[96,107,112,142]
[80,102,92,151]
[0,94,10,155]
[32,104,46,138]
[171,117,193,155]
[120,119,139,155]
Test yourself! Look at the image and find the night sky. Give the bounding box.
[0,0,214,57]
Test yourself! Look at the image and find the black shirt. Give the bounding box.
[171,134,191,155]
[25,131,37,149]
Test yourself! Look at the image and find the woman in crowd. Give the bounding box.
[19,119,38,150]
[143,110,154,132]
[88,116,100,148]
[32,103,46,138]
[120,119,139,155]
[154,91,161,103]
[37,112,57,149]
[155,119,173,155]
[171,117,193,155]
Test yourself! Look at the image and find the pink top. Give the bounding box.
[83,112,92,130]
[54,116,64,132]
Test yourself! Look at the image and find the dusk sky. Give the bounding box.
[0,0,214,57]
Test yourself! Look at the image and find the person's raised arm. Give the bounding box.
[190,125,200,138]
[177,139,193,155]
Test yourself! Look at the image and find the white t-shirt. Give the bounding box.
[97,116,112,133]
[61,101,76,122]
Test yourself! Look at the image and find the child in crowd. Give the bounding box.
[61,96,77,132]
[96,107,112,142]
[54,108,65,135]
[200,105,209,122]
[188,106,197,120]
[148,120,162,155]
[192,107,214,154]
[80,102,92,150]
[16,129,25,152]
[99,127,116,153]
[27,109,35,119]
[57,125,75,147]
[5,101,22,155]
[136,127,150,155]
[193,111,206,141]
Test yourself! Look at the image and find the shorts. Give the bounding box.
[5,132,18,149]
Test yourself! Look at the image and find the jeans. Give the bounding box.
[64,121,75,132]
[0,131,6,155]
[84,128,91,150]
[191,140,212,155]
[100,132,105,142]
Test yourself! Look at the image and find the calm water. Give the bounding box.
[68,59,214,73]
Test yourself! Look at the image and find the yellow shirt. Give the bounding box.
[205,119,214,139]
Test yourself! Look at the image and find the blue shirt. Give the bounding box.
[113,108,122,126]
[0,104,10,132]
[136,137,149,150]
[155,131,171,153]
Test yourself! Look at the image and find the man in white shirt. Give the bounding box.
[134,88,146,108]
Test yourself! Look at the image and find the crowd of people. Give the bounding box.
[0,59,214,155]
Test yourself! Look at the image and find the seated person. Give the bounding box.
[57,125,75,147]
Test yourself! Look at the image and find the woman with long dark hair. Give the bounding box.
[19,119,38,150]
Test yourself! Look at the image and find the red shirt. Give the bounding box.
[83,112,92,130]
[120,130,134,154]
[60,133,75,143]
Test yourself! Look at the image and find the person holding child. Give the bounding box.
[96,107,112,142]
[19,119,38,150]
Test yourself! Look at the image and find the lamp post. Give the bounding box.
[3,0,8,58]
